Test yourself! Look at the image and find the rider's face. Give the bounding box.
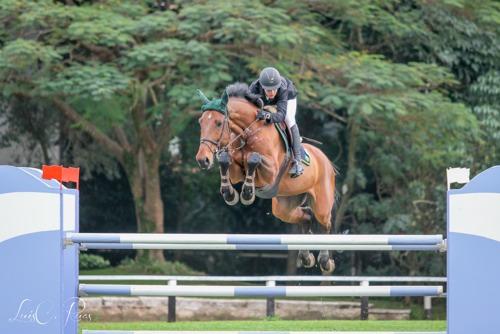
[265,89,277,99]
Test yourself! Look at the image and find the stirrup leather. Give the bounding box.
[289,159,304,178]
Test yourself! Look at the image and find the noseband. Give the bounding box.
[200,107,260,157]
[200,111,230,156]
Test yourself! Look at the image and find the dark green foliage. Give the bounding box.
[0,0,498,276]
[116,258,203,275]
[79,253,111,270]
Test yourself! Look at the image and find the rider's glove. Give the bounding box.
[257,110,272,123]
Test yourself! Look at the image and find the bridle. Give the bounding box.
[199,108,260,158]
[199,110,231,157]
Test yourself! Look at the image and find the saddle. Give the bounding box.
[263,105,310,166]
[254,106,311,199]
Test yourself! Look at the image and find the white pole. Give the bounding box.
[79,243,443,251]
[79,284,443,298]
[424,296,432,320]
[68,233,443,245]
[360,280,369,320]
[167,280,176,323]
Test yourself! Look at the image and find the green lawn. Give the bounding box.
[81,320,446,332]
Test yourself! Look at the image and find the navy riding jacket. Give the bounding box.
[249,77,298,123]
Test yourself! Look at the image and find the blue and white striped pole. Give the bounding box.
[79,242,443,251]
[79,284,443,298]
[83,331,446,334]
[68,233,443,246]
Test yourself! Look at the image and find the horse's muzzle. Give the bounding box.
[197,156,212,170]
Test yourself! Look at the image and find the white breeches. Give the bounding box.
[285,98,297,128]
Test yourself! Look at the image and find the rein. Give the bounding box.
[201,109,261,157]
[222,118,260,151]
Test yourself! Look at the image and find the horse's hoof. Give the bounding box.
[240,194,255,205]
[240,184,255,205]
[304,253,316,268]
[297,252,315,268]
[221,186,239,206]
[222,188,239,206]
[296,256,303,268]
[319,257,335,274]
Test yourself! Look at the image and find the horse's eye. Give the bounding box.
[216,121,222,128]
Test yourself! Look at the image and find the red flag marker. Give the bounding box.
[42,165,80,189]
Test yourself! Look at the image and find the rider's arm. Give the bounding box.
[269,89,287,123]
[249,80,260,95]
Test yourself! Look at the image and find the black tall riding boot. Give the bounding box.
[289,125,304,177]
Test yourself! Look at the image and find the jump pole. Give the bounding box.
[78,242,443,251]
[67,233,443,245]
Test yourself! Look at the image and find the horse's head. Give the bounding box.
[196,110,230,169]
[195,90,230,170]
[195,84,262,169]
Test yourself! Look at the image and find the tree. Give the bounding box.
[0,0,494,277]
[0,1,232,260]
[0,96,60,165]
[0,0,331,261]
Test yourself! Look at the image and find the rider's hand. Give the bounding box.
[257,110,272,122]
[256,110,266,120]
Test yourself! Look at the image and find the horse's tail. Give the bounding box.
[330,161,341,234]
[306,145,340,235]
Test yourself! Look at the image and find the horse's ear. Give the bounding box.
[221,89,229,106]
[197,89,210,104]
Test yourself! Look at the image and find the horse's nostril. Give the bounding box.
[197,157,210,169]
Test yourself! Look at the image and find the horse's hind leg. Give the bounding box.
[311,170,336,273]
[315,218,335,273]
[297,207,316,268]
[240,152,261,205]
[271,197,315,268]
[218,151,239,206]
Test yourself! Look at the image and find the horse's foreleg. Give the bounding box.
[240,152,261,205]
[218,151,239,206]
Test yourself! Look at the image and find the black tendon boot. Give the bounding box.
[289,125,304,177]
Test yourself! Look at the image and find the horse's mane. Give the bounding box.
[225,82,263,108]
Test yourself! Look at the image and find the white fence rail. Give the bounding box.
[79,275,446,321]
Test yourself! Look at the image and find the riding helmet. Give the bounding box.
[259,67,281,90]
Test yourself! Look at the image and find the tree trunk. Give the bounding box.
[50,97,167,262]
[58,112,69,164]
[334,120,360,230]
[125,149,165,262]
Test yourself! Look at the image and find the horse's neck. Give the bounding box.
[227,98,285,156]
[228,99,256,127]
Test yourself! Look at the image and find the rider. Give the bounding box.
[249,67,304,177]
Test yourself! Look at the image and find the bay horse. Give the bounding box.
[195,83,337,273]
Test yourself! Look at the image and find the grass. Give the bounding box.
[81,320,446,332]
